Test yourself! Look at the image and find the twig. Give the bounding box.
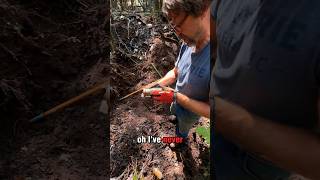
[76,0,89,8]
[151,63,162,78]
[127,18,132,39]
[119,80,160,101]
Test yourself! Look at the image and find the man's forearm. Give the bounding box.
[215,97,320,180]
[177,92,210,118]
[157,68,177,87]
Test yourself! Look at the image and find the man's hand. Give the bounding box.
[215,96,320,180]
[151,89,174,104]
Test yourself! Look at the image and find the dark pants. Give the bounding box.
[170,101,199,138]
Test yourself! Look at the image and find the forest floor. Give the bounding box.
[109,12,210,180]
[0,0,108,179]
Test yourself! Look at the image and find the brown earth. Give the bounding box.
[0,0,108,179]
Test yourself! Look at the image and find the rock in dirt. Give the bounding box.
[59,153,71,162]
[169,143,175,148]
[152,167,163,179]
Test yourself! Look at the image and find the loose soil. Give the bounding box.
[0,0,108,179]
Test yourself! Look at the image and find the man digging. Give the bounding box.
[144,0,211,143]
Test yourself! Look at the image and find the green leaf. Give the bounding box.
[196,126,210,145]
[133,174,138,180]
[133,169,139,180]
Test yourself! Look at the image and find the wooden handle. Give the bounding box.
[30,81,107,122]
[44,83,106,116]
[119,80,160,101]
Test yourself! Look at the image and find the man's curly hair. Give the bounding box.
[162,0,212,17]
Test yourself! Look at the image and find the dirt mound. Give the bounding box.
[0,0,108,179]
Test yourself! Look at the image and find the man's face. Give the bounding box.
[168,11,202,46]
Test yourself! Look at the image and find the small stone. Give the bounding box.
[152,168,163,179]
[168,115,177,122]
[172,152,177,161]
[203,170,210,177]
[59,154,71,162]
[169,143,175,148]
[21,146,28,152]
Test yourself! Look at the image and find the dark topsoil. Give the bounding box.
[0,0,108,179]
[110,13,210,180]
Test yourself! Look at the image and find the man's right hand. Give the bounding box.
[151,89,174,104]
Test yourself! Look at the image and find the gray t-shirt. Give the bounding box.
[175,43,211,121]
[212,0,320,130]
